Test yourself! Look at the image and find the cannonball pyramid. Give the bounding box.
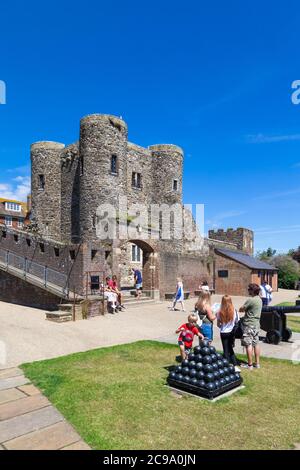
[167,340,243,400]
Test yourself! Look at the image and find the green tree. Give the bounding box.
[271,255,300,289]
[257,247,277,261]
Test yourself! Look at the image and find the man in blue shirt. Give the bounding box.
[132,268,143,299]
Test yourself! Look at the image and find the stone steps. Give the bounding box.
[45,311,73,323]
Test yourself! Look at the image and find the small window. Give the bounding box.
[111,155,118,174]
[39,243,45,253]
[132,172,142,189]
[14,234,19,243]
[70,250,76,260]
[80,156,84,176]
[18,219,23,228]
[91,249,97,260]
[54,247,60,257]
[26,238,31,247]
[131,244,141,262]
[38,174,45,190]
[105,250,111,260]
[218,270,228,278]
[5,216,12,226]
[173,179,179,191]
[2,230,7,238]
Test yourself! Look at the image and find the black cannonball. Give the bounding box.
[205,382,215,391]
[202,355,213,365]
[210,354,218,363]
[223,367,229,376]
[183,375,191,384]
[200,340,210,348]
[229,374,235,382]
[201,346,210,356]
[213,370,220,380]
[189,361,196,369]
[169,372,176,380]
[203,364,213,373]
[194,346,201,355]
[219,378,226,387]
[218,368,225,378]
[183,367,190,376]
[175,366,182,374]
[182,359,189,367]
[189,369,197,378]
[224,376,230,384]
[196,362,203,371]
[216,353,223,360]
[228,365,235,374]
[198,380,206,388]
[217,360,223,368]
[177,374,184,382]
[212,363,218,371]
[204,373,214,383]
[196,370,205,380]
[209,346,216,354]
[234,372,241,381]
[194,354,203,363]
[191,378,198,386]
[214,380,220,389]
[188,353,196,362]
[222,359,229,367]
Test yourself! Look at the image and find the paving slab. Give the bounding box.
[0,376,29,392]
[61,440,91,450]
[0,388,26,405]
[17,384,41,396]
[0,368,23,380]
[0,395,50,421]
[4,421,81,450]
[0,406,63,443]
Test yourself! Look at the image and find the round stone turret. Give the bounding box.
[79,114,128,241]
[31,141,65,240]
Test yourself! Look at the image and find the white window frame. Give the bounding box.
[131,244,142,263]
[18,219,24,228]
[5,202,21,212]
[5,216,12,226]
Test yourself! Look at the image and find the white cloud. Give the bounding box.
[246,133,300,144]
[253,188,300,201]
[0,175,31,201]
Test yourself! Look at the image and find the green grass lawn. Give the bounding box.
[21,341,300,450]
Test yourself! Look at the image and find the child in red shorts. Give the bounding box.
[176,314,204,361]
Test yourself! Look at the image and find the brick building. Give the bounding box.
[0,198,29,230]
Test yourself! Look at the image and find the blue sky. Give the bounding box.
[0,0,300,253]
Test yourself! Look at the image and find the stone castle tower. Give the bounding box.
[208,227,254,255]
[30,114,184,244]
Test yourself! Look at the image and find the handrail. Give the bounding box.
[0,247,70,298]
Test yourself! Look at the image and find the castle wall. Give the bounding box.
[208,228,254,255]
[31,141,65,241]
[61,143,80,243]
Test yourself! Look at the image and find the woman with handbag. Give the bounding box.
[194,291,216,342]
[217,295,240,370]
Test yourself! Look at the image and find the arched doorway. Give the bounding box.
[118,239,159,295]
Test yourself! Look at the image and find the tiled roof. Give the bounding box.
[215,248,278,271]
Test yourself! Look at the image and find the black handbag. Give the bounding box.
[234,319,244,339]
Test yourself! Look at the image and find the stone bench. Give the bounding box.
[165,292,190,300]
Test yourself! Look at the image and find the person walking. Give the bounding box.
[194,291,216,342]
[171,278,185,312]
[239,283,263,370]
[217,295,240,370]
[260,280,273,307]
[199,281,210,293]
[132,268,143,299]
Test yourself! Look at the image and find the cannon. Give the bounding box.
[260,306,300,344]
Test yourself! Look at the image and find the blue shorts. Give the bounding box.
[200,323,213,341]
[136,283,142,290]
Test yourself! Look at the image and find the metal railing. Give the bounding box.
[0,247,69,297]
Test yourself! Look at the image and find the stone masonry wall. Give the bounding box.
[209,228,254,255]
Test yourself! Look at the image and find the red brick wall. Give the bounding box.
[0,270,62,310]
[214,254,252,296]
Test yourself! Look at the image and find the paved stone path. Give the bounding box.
[0,367,90,450]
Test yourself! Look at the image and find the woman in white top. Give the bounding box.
[217,295,240,369]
